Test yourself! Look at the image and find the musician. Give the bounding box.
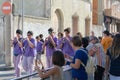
[43,28,57,68]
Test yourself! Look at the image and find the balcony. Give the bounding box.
[104,5,120,19]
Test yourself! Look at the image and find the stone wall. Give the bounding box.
[13,16,52,39]
[13,0,51,18]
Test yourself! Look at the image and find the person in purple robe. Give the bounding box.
[57,32,64,51]
[62,28,74,57]
[11,29,23,77]
[22,31,35,78]
[35,36,44,69]
[43,28,57,68]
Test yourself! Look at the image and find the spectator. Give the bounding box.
[86,36,97,80]
[94,37,106,80]
[98,36,102,43]
[101,30,113,53]
[82,37,89,51]
[35,50,65,80]
[76,32,83,39]
[22,31,35,78]
[66,36,88,80]
[105,34,120,80]
[11,29,23,77]
[90,31,95,37]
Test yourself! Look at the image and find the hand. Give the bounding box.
[45,37,48,41]
[104,71,109,80]
[35,66,40,70]
[65,54,72,62]
[16,37,19,41]
[27,37,29,41]
[65,37,70,42]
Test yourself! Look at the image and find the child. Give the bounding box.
[35,36,44,69]
[35,50,65,80]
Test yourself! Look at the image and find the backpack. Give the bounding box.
[80,49,95,74]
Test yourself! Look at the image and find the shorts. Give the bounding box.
[36,52,42,60]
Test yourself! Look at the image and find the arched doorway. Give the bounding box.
[53,9,64,33]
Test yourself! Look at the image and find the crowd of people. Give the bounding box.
[11,27,120,80]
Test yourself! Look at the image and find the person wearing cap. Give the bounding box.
[22,31,35,78]
[101,30,113,53]
[43,28,57,68]
[62,27,74,57]
[11,29,23,77]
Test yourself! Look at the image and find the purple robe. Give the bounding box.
[62,36,74,56]
[36,41,43,52]
[57,38,63,51]
[23,38,35,57]
[13,37,23,55]
[45,36,57,56]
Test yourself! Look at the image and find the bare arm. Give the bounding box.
[27,38,35,48]
[70,59,81,69]
[59,44,63,49]
[49,36,56,47]
[17,38,23,48]
[36,66,57,79]
[11,39,14,47]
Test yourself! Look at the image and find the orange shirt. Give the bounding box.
[101,37,113,54]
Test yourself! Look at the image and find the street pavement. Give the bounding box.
[0,55,47,80]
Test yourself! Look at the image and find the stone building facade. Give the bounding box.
[104,0,120,33]
[92,0,120,37]
[0,0,92,65]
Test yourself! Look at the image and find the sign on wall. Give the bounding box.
[1,1,12,15]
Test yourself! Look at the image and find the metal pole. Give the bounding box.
[22,0,24,37]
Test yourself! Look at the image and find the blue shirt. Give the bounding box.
[106,49,120,76]
[71,49,88,80]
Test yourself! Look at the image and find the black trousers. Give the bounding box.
[94,65,105,80]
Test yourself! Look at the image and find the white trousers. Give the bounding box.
[46,55,52,68]
[22,56,34,75]
[13,55,22,77]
